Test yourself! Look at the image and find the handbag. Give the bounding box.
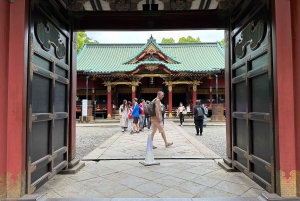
[182,110,187,115]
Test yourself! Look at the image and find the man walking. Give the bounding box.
[193,100,205,136]
[131,98,140,134]
[151,91,173,148]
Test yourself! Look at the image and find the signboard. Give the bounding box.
[82,99,88,116]
[186,106,190,113]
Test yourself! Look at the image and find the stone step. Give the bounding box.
[59,162,85,175]
[217,160,238,172]
[223,157,233,166]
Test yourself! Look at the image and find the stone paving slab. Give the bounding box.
[36,160,267,199]
[83,121,220,160]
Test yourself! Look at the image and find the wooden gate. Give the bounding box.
[27,1,71,193]
[230,0,275,192]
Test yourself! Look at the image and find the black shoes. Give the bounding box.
[196,134,200,136]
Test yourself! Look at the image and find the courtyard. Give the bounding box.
[35,121,267,199]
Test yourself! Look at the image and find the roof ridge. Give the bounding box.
[216,42,225,55]
[77,44,87,61]
[83,42,220,46]
[124,36,180,64]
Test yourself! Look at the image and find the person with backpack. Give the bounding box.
[193,100,205,136]
[127,102,133,133]
[149,91,173,148]
[144,100,151,130]
[139,99,146,132]
[131,98,140,134]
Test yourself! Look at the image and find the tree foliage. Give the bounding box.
[77,32,99,52]
[217,39,226,46]
[178,36,201,43]
[161,37,175,43]
[161,36,201,43]
[221,38,225,46]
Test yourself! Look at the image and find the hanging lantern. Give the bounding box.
[150,77,154,85]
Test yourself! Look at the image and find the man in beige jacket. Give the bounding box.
[151,91,173,149]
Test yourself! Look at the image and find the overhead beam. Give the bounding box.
[72,10,228,30]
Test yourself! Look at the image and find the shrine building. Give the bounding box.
[76,36,225,119]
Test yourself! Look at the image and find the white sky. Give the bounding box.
[85,30,225,44]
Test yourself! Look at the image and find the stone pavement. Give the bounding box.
[83,121,219,160]
[35,121,267,199]
[36,160,266,199]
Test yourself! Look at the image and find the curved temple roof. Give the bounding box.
[77,36,225,74]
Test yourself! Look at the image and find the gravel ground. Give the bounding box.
[182,125,227,158]
[75,126,120,159]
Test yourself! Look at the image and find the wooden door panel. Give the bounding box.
[27,1,70,194]
[230,0,275,193]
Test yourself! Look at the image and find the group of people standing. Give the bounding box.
[119,98,166,134]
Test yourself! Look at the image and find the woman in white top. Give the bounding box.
[119,99,129,132]
[176,102,186,126]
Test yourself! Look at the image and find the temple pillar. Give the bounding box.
[209,87,213,107]
[193,83,197,109]
[131,81,139,101]
[131,85,136,101]
[1,0,29,198]
[0,2,10,199]
[168,85,173,118]
[107,85,112,119]
[274,0,298,197]
[92,89,96,102]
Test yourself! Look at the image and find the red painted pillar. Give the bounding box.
[131,85,136,101]
[0,2,10,199]
[193,84,197,110]
[92,90,96,102]
[209,90,213,106]
[291,1,300,196]
[168,85,173,117]
[107,86,112,119]
[5,0,29,198]
[274,0,297,197]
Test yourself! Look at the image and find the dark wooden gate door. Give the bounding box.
[230,0,275,192]
[27,1,71,193]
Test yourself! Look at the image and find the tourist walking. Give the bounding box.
[144,100,151,130]
[119,99,128,132]
[194,100,205,136]
[131,98,140,134]
[150,91,173,148]
[127,102,133,133]
[139,99,146,132]
[203,104,208,127]
[177,102,186,126]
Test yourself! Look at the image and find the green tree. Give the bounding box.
[178,36,201,43]
[161,37,175,43]
[77,32,99,52]
[217,39,226,46]
[221,38,225,46]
